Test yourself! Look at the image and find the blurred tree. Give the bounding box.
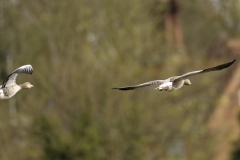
[0,0,238,160]
[165,0,183,47]
[231,112,240,160]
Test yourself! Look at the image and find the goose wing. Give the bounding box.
[1,65,33,88]
[112,80,164,91]
[175,59,235,80]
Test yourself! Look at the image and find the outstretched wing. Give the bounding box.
[1,64,33,88]
[112,80,164,91]
[176,59,235,80]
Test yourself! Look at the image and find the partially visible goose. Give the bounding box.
[0,65,33,99]
[112,59,235,92]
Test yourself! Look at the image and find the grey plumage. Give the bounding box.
[1,65,33,88]
[112,59,235,91]
[112,80,164,90]
[0,65,34,99]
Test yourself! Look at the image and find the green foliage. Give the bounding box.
[32,114,102,160]
[231,113,240,160]
[232,142,240,160]
[0,0,237,160]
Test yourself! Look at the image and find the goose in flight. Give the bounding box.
[112,59,235,92]
[0,65,33,99]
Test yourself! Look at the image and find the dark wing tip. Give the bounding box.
[219,59,236,70]
[111,87,135,91]
[24,65,33,75]
[227,59,236,65]
[15,64,33,75]
[232,59,236,64]
[203,59,236,72]
[31,67,33,74]
[27,65,33,74]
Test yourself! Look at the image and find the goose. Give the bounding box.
[0,65,33,99]
[112,59,235,92]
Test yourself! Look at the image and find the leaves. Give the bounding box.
[0,0,236,159]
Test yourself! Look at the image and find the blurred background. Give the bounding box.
[0,0,240,159]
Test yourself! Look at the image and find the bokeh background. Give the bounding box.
[0,0,240,160]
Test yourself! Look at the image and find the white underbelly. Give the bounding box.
[0,89,15,100]
[0,90,8,99]
[159,82,175,91]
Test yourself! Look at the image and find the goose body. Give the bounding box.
[0,65,33,99]
[158,81,174,91]
[112,60,235,92]
[154,78,191,91]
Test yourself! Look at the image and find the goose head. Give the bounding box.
[20,82,34,89]
[184,79,192,85]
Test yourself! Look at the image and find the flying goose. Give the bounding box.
[112,59,235,92]
[0,65,33,99]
